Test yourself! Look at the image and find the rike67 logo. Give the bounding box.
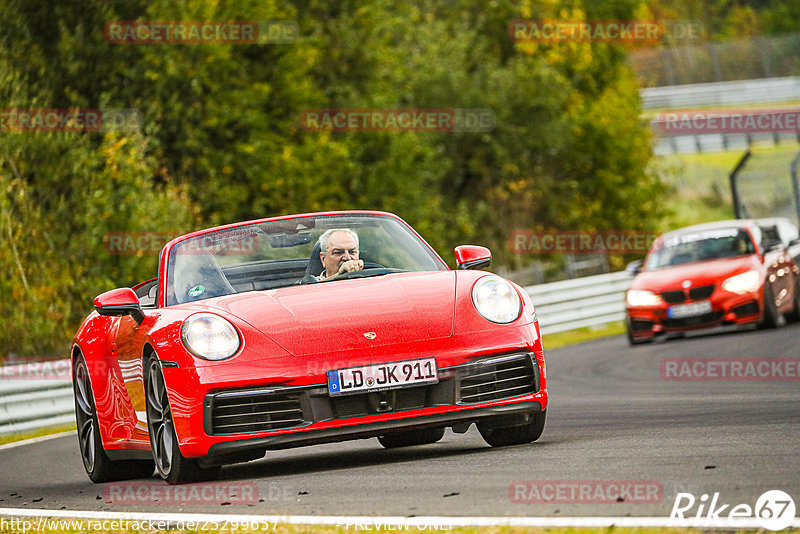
[669,490,796,530]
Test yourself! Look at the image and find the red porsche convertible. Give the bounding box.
[72,211,547,483]
[625,219,800,345]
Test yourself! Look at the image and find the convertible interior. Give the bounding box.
[136,244,385,307]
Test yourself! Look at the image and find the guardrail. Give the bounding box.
[525,271,633,335]
[0,271,634,435]
[0,361,74,436]
[641,76,800,110]
[642,76,800,154]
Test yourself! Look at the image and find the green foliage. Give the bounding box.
[8,0,756,357]
[1,0,195,356]
[0,132,194,357]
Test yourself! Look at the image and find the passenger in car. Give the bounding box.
[316,228,364,280]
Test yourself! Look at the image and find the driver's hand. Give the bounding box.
[337,259,364,275]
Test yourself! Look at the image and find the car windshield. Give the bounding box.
[165,213,446,305]
[645,228,755,270]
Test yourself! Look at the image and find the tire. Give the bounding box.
[73,355,154,483]
[145,355,221,484]
[783,278,800,323]
[478,411,546,447]
[626,318,653,346]
[377,427,445,449]
[759,283,780,329]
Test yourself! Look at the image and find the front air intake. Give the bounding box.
[206,390,306,435]
[457,354,537,404]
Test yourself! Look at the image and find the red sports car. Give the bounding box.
[72,211,547,483]
[625,219,800,345]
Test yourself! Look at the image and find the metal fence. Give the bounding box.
[525,271,632,335]
[631,33,800,87]
[0,271,634,436]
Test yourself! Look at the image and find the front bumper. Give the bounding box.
[167,349,547,459]
[207,400,544,457]
[627,287,761,340]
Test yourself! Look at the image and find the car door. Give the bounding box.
[112,280,160,446]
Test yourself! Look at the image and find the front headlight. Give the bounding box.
[722,270,760,294]
[626,289,663,307]
[181,313,241,361]
[472,276,521,324]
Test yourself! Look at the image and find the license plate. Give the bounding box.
[327,357,438,397]
[668,300,712,319]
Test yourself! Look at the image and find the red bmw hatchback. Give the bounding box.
[625,219,800,345]
[72,211,547,483]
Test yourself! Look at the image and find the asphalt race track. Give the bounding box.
[1,324,798,520]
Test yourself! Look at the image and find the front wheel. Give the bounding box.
[73,355,154,482]
[783,278,800,323]
[145,355,220,484]
[377,427,445,449]
[626,319,653,346]
[478,411,546,447]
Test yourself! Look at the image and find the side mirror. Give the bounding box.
[454,245,491,270]
[625,259,643,276]
[94,288,145,325]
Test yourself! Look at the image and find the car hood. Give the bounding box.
[633,255,758,291]
[215,271,456,356]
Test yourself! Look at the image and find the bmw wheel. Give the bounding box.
[626,318,654,346]
[783,278,800,323]
[759,283,780,329]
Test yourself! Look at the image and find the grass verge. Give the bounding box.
[0,423,75,446]
[543,321,625,350]
[651,141,800,230]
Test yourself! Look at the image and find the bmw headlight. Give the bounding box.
[722,270,760,295]
[626,289,663,307]
[181,313,241,361]
[472,276,521,324]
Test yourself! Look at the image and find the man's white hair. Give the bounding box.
[317,228,359,256]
